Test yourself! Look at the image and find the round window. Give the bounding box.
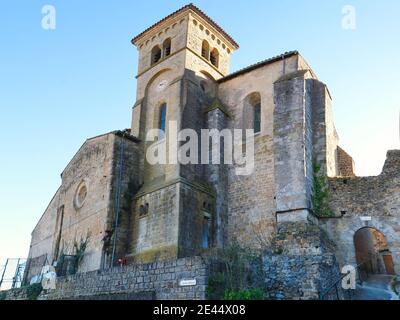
[74,182,88,209]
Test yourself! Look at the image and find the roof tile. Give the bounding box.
[132,3,239,49]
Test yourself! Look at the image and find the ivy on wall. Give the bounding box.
[312,162,335,218]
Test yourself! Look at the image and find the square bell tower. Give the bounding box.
[130,3,239,143]
[126,4,239,263]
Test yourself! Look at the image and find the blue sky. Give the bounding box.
[0,0,399,267]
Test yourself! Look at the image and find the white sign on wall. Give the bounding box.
[179,279,197,287]
[360,216,372,222]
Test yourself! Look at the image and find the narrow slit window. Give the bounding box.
[159,104,167,139]
[254,103,261,134]
[202,215,211,249]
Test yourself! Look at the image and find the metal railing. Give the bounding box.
[0,258,27,291]
[320,260,371,300]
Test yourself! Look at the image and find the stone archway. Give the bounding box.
[354,227,396,279]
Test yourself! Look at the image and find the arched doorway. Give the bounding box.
[354,227,396,279]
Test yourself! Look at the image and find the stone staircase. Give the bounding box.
[353,275,399,300]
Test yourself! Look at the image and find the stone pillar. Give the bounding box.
[205,105,229,248]
[273,70,313,223]
[309,79,339,178]
[271,71,343,300]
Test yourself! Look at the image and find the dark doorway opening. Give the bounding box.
[354,227,396,280]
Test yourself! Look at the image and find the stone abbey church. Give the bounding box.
[23,4,400,299]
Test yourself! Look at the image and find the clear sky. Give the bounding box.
[0,0,399,267]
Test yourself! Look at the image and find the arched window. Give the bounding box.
[210,48,219,68]
[163,38,171,57]
[151,45,162,65]
[201,40,210,60]
[159,104,167,139]
[244,93,261,134]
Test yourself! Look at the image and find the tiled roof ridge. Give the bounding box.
[218,51,299,83]
[131,3,239,49]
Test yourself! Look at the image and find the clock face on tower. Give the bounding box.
[156,80,168,92]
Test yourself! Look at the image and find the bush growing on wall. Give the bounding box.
[206,241,266,300]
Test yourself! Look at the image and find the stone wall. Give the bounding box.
[25,133,117,280]
[25,132,142,282]
[263,222,341,300]
[309,78,339,177]
[218,54,300,247]
[59,133,117,272]
[2,288,28,301]
[39,256,208,300]
[129,183,180,263]
[319,150,400,273]
[26,188,61,282]
[178,181,215,257]
[337,146,355,177]
[104,132,142,268]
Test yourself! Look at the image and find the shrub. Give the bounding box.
[206,242,266,300]
[224,288,265,300]
[0,291,6,300]
[26,283,43,300]
[206,272,226,300]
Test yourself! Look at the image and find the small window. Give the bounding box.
[151,45,162,65]
[159,104,167,139]
[139,203,149,217]
[210,48,219,68]
[254,103,261,134]
[163,38,171,57]
[202,215,211,249]
[202,40,210,60]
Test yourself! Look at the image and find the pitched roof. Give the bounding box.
[218,51,299,83]
[131,3,239,49]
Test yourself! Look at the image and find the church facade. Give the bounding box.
[23,4,400,299]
